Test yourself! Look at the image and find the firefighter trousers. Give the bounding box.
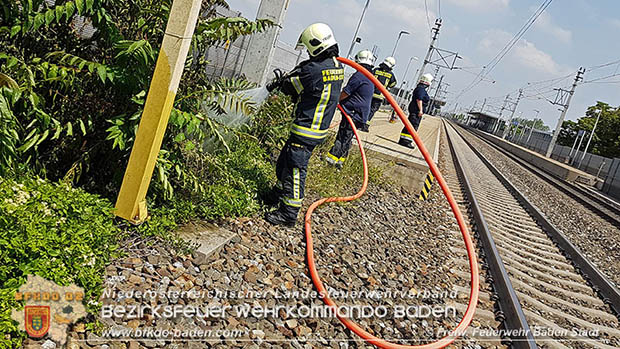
[274,139,316,219]
[368,98,383,122]
[327,115,364,166]
[399,113,422,145]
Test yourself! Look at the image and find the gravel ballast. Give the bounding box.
[46,149,491,348]
[459,127,620,287]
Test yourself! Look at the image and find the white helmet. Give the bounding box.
[383,57,396,69]
[354,50,374,65]
[295,23,337,57]
[420,73,434,85]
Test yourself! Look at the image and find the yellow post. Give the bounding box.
[114,0,202,223]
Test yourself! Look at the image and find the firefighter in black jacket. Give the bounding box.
[398,73,433,149]
[264,23,345,226]
[325,50,374,168]
[366,57,397,129]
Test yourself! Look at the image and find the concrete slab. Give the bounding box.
[474,130,598,186]
[332,110,441,193]
[177,222,237,259]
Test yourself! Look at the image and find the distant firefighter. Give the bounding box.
[399,73,433,149]
[264,23,345,226]
[325,50,375,169]
[366,56,398,129]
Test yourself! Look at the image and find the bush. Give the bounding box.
[0,176,121,347]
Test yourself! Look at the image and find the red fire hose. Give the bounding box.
[303,57,480,348]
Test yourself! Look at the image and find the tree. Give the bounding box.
[558,101,620,158]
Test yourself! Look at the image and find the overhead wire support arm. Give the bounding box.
[545,67,585,157]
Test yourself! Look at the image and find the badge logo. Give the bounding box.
[25,305,50,338]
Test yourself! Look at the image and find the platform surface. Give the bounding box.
[332,109,441,193]
[475,129,597,185]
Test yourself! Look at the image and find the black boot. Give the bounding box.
[262,187,283,206]
[398,139,415,149]
[265,209,296,227]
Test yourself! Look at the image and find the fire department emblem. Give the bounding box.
[24,305,50,338]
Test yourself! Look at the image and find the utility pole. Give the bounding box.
[428,75,444,114]
[502,89,523,139]
[570,130,587,166]
[416,19,442,82]
[493,94,510,134]
[566,129,582,163]
[371,45,380,62]
[480,98,487,113]
[346,0,371,60]
[578,109,602,169]
[527,110,540,143]
[395,56,418,105]
[546,68,586,157]
[115,0,202,223]
[391,30,410,57]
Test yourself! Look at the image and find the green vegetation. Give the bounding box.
[513,117,550,132]
[0,0,284,346]
[307,133,388,199]
[0,0,273,195]
[0,176,120,347]
[0,2,389,346]
[559,101,620,158]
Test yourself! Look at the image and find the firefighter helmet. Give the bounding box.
[383,56,396,68]
[295,23,337,57]
[420,73,434,85]
[354,50,374,65]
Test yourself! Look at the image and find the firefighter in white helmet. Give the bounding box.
[325,50,375,168]
[264,23,345,226]
[365,56,397,129]
[398,73,433,149]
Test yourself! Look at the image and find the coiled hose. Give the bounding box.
[303,57,480,348]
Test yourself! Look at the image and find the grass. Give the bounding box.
[306,133,391,199]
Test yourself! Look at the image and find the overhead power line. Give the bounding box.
[587,58,620,71]
[454,0,553,100]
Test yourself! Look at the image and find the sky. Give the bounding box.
[227,0,620,129]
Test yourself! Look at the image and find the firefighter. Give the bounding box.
[325,50,375,168]
[366,56,397,129]
[398,73,433,149]
[263,23,345,227]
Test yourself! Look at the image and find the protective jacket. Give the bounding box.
[371,63,397,100]
[408,83,430,115]
[280,53,345,146]
[340,63,374,124]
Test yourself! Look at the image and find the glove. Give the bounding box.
[360,123,370,133]
[266,68,286,92]
[266,78,281,92]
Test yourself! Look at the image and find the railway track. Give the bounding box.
[467,128,620,228]
[443,120,620,349]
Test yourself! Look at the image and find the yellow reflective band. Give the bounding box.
[326,152,340,162]
[291,76,304,94]
[373,93,385,99]
[400,133,413,139]
[282,196,302,207]
[291,124,328,139]
[312,84,332,130]
[293,168,300,199]
[339,157,346,164]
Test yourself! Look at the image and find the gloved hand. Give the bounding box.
[266,68,286,92]
[266,79,281,92]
